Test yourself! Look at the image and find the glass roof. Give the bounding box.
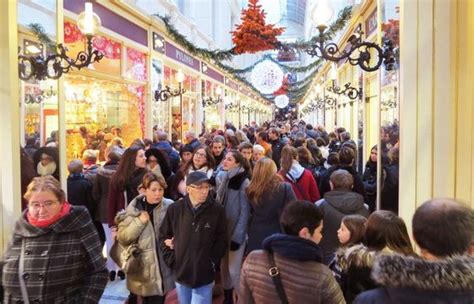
[285,0,307,25]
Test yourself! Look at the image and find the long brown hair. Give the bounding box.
[111,145,145,190]
[280,145,297,176]
[365,210,415,255]
[246,157,282,207]
[341,214,367,247]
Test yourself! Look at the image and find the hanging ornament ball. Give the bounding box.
[251,60,284,95]
[275,95,289,109]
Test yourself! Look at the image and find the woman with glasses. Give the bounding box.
[168,145,215,200]
[1,176,108,303]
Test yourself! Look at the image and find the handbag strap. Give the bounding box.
[266,250,289,304]
[19,238,30,304]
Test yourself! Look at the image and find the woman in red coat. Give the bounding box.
[279,145,320,202]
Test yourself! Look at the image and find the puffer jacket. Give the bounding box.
[1,205,107,304]
[115,195,174,296]
[239,234,345,304]
[354,254,474,304]
[316,191,369,264]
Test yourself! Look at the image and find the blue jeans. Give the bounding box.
[175,281,214,304]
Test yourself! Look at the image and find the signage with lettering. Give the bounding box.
[225,77,239,91]
[165,42,200,71]
[202,63,224,83]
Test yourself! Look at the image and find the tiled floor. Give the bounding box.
[100,279,225,304]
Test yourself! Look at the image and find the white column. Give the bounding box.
[0,0,21,252]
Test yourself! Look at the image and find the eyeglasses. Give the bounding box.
[194,152,207,159]
[28,200,59,211]
[189,185,210,191]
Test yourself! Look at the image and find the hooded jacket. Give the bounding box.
[1,206,107,304]
[115,195,174,296]
[282,161,320,202]
[354,254,474,304]
[158,195,228,288]
[316,191,369,264]
[333,244,382,303]
[239,234,345,304]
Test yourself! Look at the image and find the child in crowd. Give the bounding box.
[330,215,367,285]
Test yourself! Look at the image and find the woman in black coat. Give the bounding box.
[246,157,296,253]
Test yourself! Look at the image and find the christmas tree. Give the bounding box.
[231,0,285,54]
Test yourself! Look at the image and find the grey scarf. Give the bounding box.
[216,166,244,205]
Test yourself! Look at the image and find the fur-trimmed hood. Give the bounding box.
[372,253,474,291]
[335,244,379,272]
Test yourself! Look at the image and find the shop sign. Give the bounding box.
[165,43,200,71]
[152,32,165,53]
[225,77,239,91]
[365,9,378,36]
[202,63,224,83]
[65,0,147,46]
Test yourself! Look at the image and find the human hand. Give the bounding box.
[164,237,174,250]
[139,211,150,223]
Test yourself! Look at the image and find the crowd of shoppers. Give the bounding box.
[4,120,473,304]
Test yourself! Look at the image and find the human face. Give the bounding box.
[147,155,158,170]
[145,181,164,204]
[181,152,193,163]
[187,182,210,204]
[193,149,208,168]
[310,221,324,244]
[40,155,53,166]
[212,143,224,156]
[222,153,239,171]
[253,150,264,162]
[370,149,378,163]
[135,149,147,168]
[28,191,62,221]
[337,222,351,245]
[240,148,252,161]
[269,132,277,141]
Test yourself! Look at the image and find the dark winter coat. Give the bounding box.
[240,234,345,304]
[152,141,180,173]
[334,244,383,303]
[380,163,399,214]
[246,183,297,253]
[158,195,228,288]
[269,138,285,169]
[319,165,366,199]
[67,173,95,217]
[316,191,369,265]
[92,161,119,223]
[115,195,174,296]
[107,167,148,227]
[1,206,108,304]
[354,254,474,304]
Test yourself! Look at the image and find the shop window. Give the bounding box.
[64,75,145,163]
[64,21,121,76]
[125,47,147,82]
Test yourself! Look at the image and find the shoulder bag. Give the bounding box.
[267,250,289,304]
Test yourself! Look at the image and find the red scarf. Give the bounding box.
[27,202,71,228]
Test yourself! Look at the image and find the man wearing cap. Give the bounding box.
[159,171,228,303]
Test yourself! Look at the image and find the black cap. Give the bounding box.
[186,171,210,186]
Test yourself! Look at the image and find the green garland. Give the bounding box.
[29,23,57,54]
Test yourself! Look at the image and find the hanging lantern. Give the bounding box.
[250,60,284,94]
[275,95,289,108]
